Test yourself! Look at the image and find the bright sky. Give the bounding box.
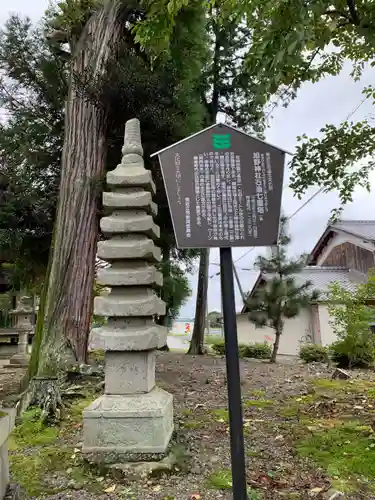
[2,1,375,318]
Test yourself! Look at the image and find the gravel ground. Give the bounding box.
[9,352,375,500]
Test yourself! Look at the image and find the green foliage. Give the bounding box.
[240,342,272,360]
[299,343,329,364]
[211,339,226,355]
[328,275,375,368]
[241,0,375,209]
[211,339,271,359]
[0,1,208,293]
[158,261,192,321]
[330,339,375,369]
[247,218,319,361]
[0,16,66,285]
[207,310,221,328]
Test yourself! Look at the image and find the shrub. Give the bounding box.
[241,342,272,359]
[330,336,375,369]
[211,339,225,355]
[211,341,271,359]
[299,343,329,363]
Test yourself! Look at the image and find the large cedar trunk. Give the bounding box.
[157,245,170,351]
[188,248,209,355]
[36,0,125,384]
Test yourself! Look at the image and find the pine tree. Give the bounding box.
[246,218,319,363]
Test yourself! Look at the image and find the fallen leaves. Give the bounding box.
[104,484,116,493]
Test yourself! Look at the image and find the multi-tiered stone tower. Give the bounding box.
[83,118,173,459]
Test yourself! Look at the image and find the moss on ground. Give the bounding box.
[89,349,105,364]
[211,408,229,422]
[285,378,375,494]
[243,399,273,408]
[206,469,232,489]
[311,378,375,395]
[297,421,375,492]
[9,408,59,450]
[206,469,262,498]
[247,389,266,398]
[8,391,100,496]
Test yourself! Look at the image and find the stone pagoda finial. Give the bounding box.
[121,118,143,157]
[83,118,173,460]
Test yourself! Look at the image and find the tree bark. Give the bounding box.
[157,245,170,350]
[34,1,126,413]
[188,248,209,355]
[270,330,281,363]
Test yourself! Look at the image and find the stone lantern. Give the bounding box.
[8,295,33,366]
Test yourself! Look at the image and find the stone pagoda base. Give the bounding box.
[83,387,173,457]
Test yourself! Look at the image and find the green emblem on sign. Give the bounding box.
[212,133,231,149]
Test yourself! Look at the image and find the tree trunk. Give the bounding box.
[157,245,170,350]
[188,248,209,355]
[33,0,126,416]
[27,226,55,385]
[270,330,281,363]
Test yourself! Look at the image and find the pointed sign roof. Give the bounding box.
[151,123,292,157]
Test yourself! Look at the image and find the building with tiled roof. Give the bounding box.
[236,220,375,356]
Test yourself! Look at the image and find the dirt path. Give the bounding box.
[9,353,375,499]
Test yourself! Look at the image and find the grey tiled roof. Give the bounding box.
[332,220,375,241]
[293,266,361,299]
[254,267,363,302]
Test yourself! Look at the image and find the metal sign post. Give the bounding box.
[152,123,286,500]
[220,246,247,499]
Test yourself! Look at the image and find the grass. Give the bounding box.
[204,335,223,345]
[297,421,375,491]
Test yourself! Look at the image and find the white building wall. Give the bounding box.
[318,304,338,346]
[236,308,313,356]
[316,232,374,266]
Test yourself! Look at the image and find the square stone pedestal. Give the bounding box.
[83,387,173,458]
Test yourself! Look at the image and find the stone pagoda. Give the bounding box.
[83,118,173,459]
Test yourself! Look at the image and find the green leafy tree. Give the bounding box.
[161,263,192,322]
[240,0,375,214]
[0,16,66,286]
[328,274,375,368]
[142,0,375,212]
[208,310,222,328]
[246,219,319,363]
